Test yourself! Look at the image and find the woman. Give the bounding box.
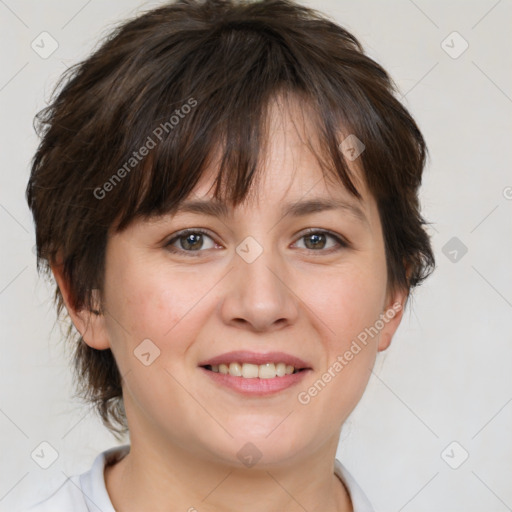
[24,0,435,510]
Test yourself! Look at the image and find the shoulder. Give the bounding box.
[334,458,376,512]
[21,475,85,512]
[21,445,131,512]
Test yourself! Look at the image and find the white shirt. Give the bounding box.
[22,444,375,511]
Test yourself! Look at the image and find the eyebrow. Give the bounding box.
[171,197,367,224]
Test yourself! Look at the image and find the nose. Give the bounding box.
[219,241,300,333]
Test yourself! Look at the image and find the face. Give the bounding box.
[66,97,406,468]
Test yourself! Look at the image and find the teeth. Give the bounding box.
[258,363,275,379]
[208,362,299,378]
[229,362,242,377]
[276,363,286,377]
[242,363,259,378]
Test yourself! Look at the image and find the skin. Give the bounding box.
[52,95,408,512]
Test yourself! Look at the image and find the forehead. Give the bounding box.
[173,95,374,224]
[112,92,381,238]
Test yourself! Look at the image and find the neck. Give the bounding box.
[105,437,353,512]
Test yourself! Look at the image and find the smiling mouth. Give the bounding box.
[201,362,306,379]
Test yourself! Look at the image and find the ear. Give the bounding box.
[377,285,409,352]
[50,260,110,350]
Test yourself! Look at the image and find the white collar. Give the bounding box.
[80,445,374,512]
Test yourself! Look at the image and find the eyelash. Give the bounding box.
[164,228,349,257]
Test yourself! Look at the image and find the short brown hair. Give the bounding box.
[27,0,435,439]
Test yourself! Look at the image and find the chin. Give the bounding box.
[199,418,310,467]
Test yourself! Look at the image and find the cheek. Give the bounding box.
[296,257,386,417]
[103,250,213,357]
[304,258,387,342]
[101,256,208,427]
[106,271,177,338]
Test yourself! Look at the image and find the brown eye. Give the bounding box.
[166,229,217,255]
[303,232,327,250]
[294,229,348,253]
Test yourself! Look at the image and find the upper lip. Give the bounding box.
[198,351,312,369]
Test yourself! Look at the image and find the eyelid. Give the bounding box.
[164,227,350,255]
[297,227,350,246]
[164,228,218,256]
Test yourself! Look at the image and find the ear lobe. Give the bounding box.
[50,261,110,350]
[377,288,409,352]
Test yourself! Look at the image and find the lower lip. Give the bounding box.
[199,367,310,396]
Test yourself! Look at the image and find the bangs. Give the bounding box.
[98,22,363,232]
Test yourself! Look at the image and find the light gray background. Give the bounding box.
[1,1,511,511]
